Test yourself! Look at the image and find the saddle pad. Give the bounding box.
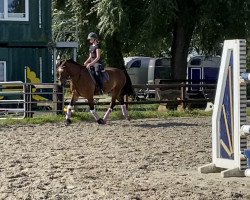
[88,70,109,84]
[101,71,109,83]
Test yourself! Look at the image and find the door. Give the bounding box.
[190,68,202,91]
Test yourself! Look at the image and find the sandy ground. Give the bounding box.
[0,117,250,200]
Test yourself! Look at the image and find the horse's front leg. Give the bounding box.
[65,92,78,126]
[103,97,116,122]
[88,98,105,124]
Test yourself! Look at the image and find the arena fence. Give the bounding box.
[0,82,63,119]
[0,81,218,119]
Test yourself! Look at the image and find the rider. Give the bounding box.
[84,32,104,94]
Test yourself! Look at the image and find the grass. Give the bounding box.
[0,114,64,126]
[247,107,250,116]
[0,104,213,126]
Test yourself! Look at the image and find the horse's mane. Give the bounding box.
[67,59,84,68]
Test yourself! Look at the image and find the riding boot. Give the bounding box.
[95,72,104,94]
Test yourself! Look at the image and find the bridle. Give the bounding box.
[59,60,83,83]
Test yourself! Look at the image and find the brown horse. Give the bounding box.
[57,59,134,125]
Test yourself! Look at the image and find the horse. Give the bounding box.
[57,59,134,125]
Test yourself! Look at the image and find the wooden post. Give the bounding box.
[181,82,186,110]
[55,84,64,115]
[124,95,128,110]
[155,79,161,100]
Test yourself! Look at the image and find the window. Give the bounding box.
[0,62,6,82]
[155,58,170,66]
[0,0,29,21]
[190,58,201,66]
[130,60,141,68]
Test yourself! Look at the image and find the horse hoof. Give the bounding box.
[126,116,131,121]
[97,118,105,124]
[65,119,72,126]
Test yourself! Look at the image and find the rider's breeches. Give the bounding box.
[93,63,103,90]
[93,63,100,74]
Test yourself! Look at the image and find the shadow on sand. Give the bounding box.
[133,122,199,128]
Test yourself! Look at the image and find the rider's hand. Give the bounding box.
[86,63,91,69]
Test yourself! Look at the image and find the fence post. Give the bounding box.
[181,82,186,110]
[124,95,128,110]
[155,79,161,100]
[24,84,32,118]
[54,84,64,115]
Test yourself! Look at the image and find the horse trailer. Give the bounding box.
[125,57,172,99]
[147,58,172,85]
[125,57,172,85]
[124,56,152,85]
[187,55,221,98]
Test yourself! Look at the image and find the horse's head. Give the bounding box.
[57,60,70,86]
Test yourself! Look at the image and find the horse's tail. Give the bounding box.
[121,69,135,96]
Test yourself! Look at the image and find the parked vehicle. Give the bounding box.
[124,56,152,85]
[186,55,221,99]
[125,57,172,99]
[147,57,172,85]
[125,55,220,101]
[125,57,172,85]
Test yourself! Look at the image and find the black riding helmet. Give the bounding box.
[87,32,98,40]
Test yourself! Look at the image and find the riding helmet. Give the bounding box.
[87,32,98,40]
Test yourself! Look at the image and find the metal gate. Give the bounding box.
[0,82,63,119]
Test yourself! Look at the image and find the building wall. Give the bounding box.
[0,48,52,83]
[0,0,51,44]
[0,0,53,82]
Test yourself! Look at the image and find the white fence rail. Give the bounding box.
[0,81,25,119]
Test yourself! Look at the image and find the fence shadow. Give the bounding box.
[133,122,199,128]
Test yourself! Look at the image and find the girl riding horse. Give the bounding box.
[57,59,134,125]
[84,32,104,94]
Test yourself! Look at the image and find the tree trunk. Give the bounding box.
[170,0,203,80]
[105,33,125,70]
[171,20,196,80]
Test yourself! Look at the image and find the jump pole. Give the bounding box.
[198,39,250,178]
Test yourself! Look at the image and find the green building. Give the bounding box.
[0,0,53,83]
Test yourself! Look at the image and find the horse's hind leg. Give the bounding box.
[104,93,130,122]
[118,95,130,120]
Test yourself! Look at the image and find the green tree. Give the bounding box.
[142,0,250,79]
[53,0,98,62]
[53,0,250,78]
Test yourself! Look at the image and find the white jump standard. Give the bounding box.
[198,39,250,178]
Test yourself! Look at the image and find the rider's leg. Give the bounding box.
[94,63,103,94]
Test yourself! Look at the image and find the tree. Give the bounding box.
[53,0,250,78]
[53,0,98,62]
[96,0,126,69]
[142,0,250,79]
